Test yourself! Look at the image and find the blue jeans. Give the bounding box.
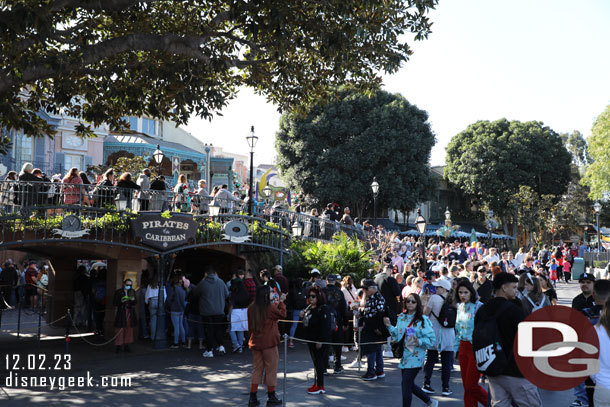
[366,345,384,375]
[290,309,302,338]
[424,349,454,389]
[149,298,159,340]
[573,381,588,404]
[186,313,204,340]
[229,330,245,348]
[170,312,185,344]
[401,368,430,407]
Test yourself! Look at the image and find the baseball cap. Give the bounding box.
[326,274,338,283]
[492,272,518,290]
[362,279,377,289]
[310,268,321,276]
[579,273,596,283]
[476,266,487,273]
[432,279,452,291]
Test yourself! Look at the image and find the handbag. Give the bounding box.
[391,332,407,359]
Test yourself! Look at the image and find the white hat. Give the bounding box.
[310,268,321,275]
[432,279,452,291]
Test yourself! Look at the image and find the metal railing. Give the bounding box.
[270,208,366,240]
[0,180,368,246]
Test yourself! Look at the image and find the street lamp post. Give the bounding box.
[487,209,494,247]
[246,126,258,216]
[594,201,602,260]
[153,144,164,175]
[416,208,427,276]
[371,177,379,226]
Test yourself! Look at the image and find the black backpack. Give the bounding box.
[472,301,513,376]
[292,285,307,310]
[231,280,251,308]
[432,295,457,328]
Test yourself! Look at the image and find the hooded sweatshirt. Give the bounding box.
[195,273,229,316]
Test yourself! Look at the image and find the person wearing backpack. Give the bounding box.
[453,280,486,407]
[287,278,307,348]
[472,272,542,407]
[422,278,456,396]
[228,271,251,353]
[323,274,348,374]
[518,273,551,315]
[384,293,438,407]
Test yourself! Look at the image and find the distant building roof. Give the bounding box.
[106,133,202,155]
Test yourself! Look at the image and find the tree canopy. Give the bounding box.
[444,118,572,223]
[0,0,438,153]
[582,104,610,199]
[560,130,591,168]
[275,88,436,218]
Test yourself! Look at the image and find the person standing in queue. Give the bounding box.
[302,286,332,395]
[113,278,137,353]
[384,293,438,407]
[247,285,286,407]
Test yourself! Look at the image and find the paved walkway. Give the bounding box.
[0,280,585,407]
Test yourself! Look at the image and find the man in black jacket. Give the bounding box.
[474,273,542,407]
[359,280,389,381]
[323,274,348,374]
[473,266,493,303]
[570,272,596,407]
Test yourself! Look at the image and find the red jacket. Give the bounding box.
[248,301,286,350]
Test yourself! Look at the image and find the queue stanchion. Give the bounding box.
[357,328,362,374]
[283,333,288,407]
[17,299,21,338]
[65,309,72,354]
[37,303,42,348]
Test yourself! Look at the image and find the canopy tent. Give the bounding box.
[400,228,515,240]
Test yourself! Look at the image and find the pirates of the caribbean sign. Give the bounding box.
[131,214,197,250]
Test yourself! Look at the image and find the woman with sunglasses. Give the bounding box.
[301,286,332,395]
[454,280,487,407]
[384,294,438,407]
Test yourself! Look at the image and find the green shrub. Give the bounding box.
[594,260,608,268]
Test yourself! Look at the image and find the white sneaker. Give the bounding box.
[341,346,349,353]
[382,350,394,358]
[202,351,214,358]
[328,355,334,363]
[341,355,347,361]
[348,360,362,368]
[217,345,226,353]
[428,400,438,407]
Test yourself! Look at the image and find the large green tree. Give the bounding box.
[560,130,592,168]
[445,118,572,235]
[275,88,436,219]
[582,104,610,199]
[0,0,438,153]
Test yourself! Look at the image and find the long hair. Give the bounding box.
[342,275,353,291]
[403,293,425,327]
[454,280,477,304]
[520,273,543,303]
[599,296,610,338]
[249,285,271,333]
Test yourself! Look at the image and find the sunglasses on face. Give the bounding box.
[405,299,417,304]
[308,295,317,299]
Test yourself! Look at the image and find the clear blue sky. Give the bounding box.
[184,0,610,166]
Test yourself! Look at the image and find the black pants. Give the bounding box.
[424,349,454,389]
[327,344,342,371]
[308,343,329,387]
[140,199,149,211]
[202,315,225,351]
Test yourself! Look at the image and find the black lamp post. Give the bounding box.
[153,144,164,175]
[371,177,379,225]
[263,185,272,205]
[246,126,258,216]
[487,209,494,247]
[416,208,427,275]
[594,201,602,259]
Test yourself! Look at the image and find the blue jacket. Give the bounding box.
[389,313,436,369]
